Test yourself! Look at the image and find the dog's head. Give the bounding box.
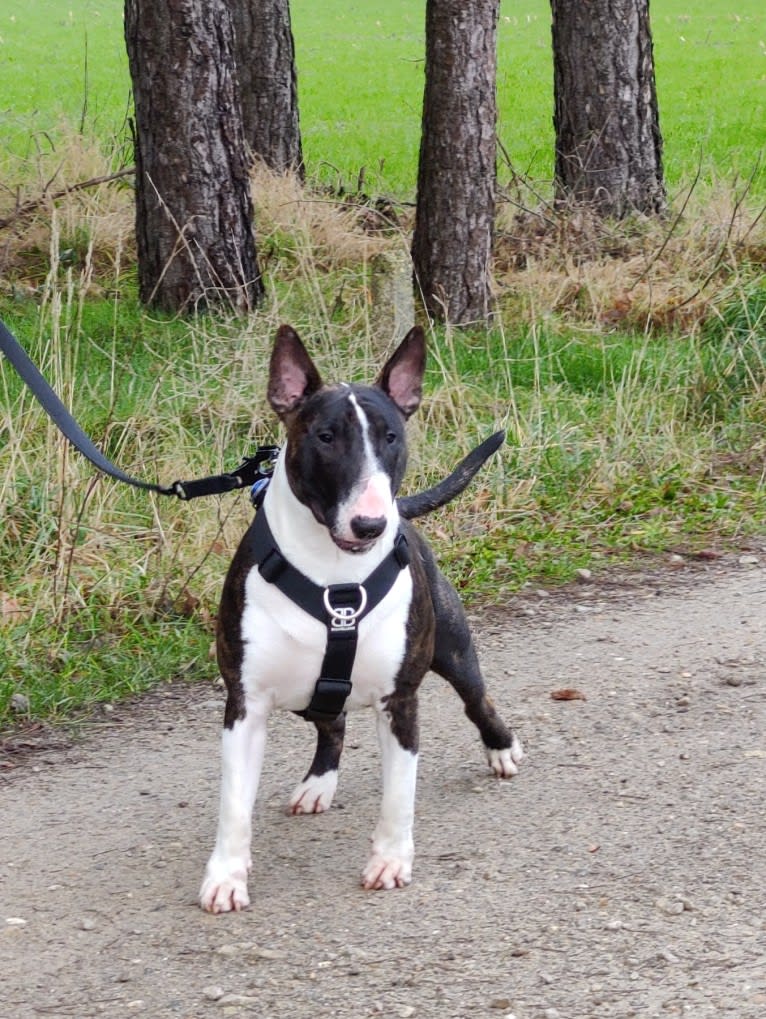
[267,325,426,554]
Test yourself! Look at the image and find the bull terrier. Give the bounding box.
[200,325,523,913]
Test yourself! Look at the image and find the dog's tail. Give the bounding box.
[397,430,505,520]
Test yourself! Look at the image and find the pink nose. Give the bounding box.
[351,477,390,521]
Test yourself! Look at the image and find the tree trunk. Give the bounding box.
[551,0,666,217]
[232,0,303,177]
[124,0,263,313]
[412,0,499,325]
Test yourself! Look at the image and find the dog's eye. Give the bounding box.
[386,431,398,444]
[317,430,334,445]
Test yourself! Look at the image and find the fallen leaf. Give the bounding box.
[550,688,587,701]
[176,588,201,617]
[0,593,26,625]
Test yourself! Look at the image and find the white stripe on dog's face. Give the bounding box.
[330,393,394,544]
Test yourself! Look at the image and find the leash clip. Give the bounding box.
[323,584,368,630]
[250,477,271,509]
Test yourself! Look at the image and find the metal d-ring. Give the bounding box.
[323,585,368,630]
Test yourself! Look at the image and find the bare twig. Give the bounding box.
[628,155,703,291]
[0,166,135,231]
[675,161,761,311]
[497,137,556,218]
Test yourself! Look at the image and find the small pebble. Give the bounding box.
[575,568,592,583]
[247,946,285,960]
[80,918,96,931]
[202,985,224,1001]
[656,896,684,916]
[10,693,29,713]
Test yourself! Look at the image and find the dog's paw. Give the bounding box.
[487,733,525,778]
[361,852,413,890]
[288,770,338,815]
[199,861,251,914]
[361,842,414,891]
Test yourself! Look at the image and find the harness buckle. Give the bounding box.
[322,584,368,630]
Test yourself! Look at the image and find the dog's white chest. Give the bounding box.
[238,565,413,712]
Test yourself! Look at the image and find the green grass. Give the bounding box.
[1,1,764,195]
[0,614,212,722]
[0,1,130,157]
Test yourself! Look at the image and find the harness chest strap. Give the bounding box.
[249,509,411,721]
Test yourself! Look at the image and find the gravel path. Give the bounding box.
[1,553,765,1019]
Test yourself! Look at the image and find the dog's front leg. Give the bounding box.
[362,694,419,890]
[199,700,268,914]
[289,713,346,815]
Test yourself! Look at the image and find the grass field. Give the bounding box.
[1,2,765,728]
[0,1,763,194]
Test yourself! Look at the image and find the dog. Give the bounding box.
[199,324,523,913]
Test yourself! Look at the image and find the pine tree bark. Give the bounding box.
[551,0,666,217]
[124,0,263,312]
[232,0,303,177]
[412,0,499,325]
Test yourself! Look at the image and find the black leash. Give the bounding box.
[249,506,411,722]
[0,317,279,500]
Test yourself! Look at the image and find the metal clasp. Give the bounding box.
[323,584,368,630]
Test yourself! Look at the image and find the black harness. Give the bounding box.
[249,506,411,722]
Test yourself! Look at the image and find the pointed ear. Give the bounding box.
[267,325,323,418]
[376,327,426,419]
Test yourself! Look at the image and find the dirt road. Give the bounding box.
[1,553,764,1019]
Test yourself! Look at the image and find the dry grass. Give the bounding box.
[0,128,134,288]
[251,160,394,271]
[496,178,766,334]
[3,131,764,342]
